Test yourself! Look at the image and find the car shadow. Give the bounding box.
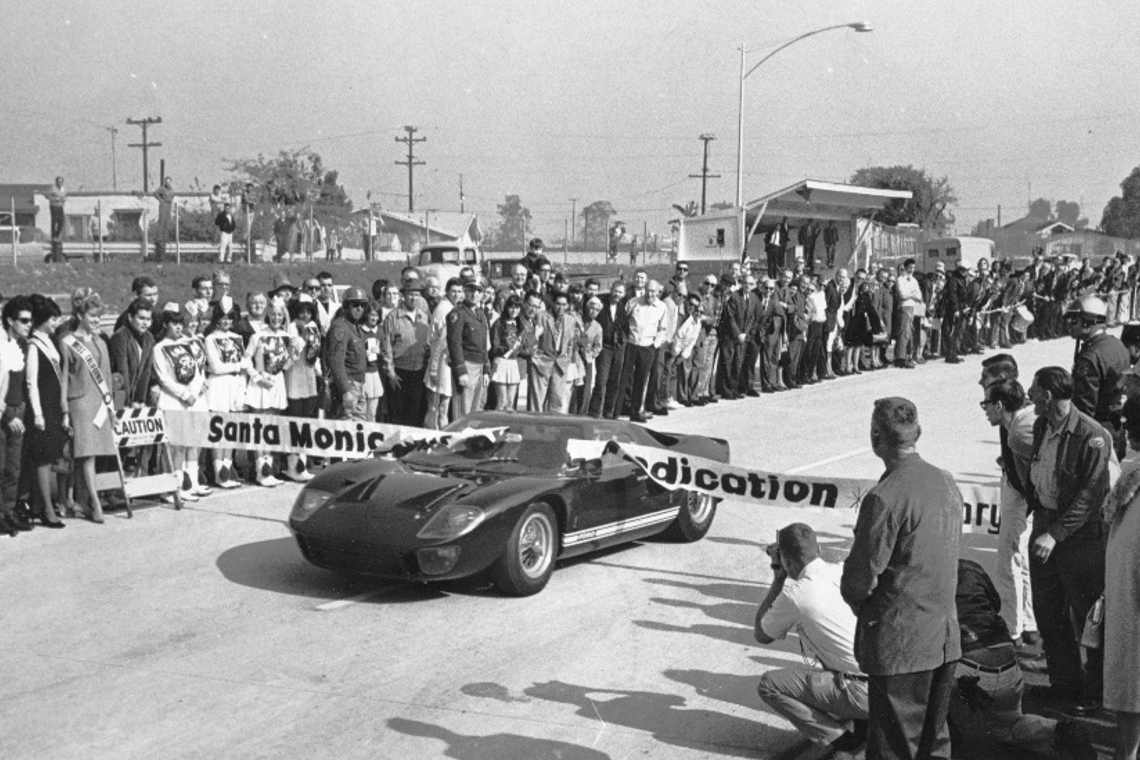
[521,678,799,758]
[387,717,613,760]
[215,536,647,603]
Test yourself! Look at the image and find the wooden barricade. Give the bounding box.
[94,407,182,517]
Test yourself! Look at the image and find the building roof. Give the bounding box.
[0,183,46,212]
[1000,215,1073,235]
[373,209,482,242]
[744,179,912,221]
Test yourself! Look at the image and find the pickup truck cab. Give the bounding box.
[414,243,485,284]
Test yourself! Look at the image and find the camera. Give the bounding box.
[765,542,782,571]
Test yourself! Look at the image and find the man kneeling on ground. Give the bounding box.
[951,558,1095,759]
[754,523,869,756]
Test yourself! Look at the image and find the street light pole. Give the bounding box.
[734,22,872,208]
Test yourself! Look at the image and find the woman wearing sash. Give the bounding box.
[183,302,213,496]
[284,297,320,482]
[60,289,117,523]
[204,298,247,489]
[154,308,208,502]
[23,294,69,527]
[244,297,293,487]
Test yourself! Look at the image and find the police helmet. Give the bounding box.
[342,286,368,304]
[1064,295,1108,324]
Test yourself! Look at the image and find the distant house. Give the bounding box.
[0,183,44,242]
[30,189,211,242]
[373,209,483,253]
[999,214,1075,238]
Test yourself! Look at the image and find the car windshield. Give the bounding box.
[401,417,580,473]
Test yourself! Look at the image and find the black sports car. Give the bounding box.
[288,411,730,596]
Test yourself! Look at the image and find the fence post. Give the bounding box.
[175,204,181,265]
[141,209,148,261]
[97,200,104,264]
[10,198,16,266]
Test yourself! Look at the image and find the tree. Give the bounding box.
[1054,200,1088,229]
[1102,166,1140,238]
[227,148,353,240]
[848,165,957,230]
[489,194,531,250]
[1027,198,1053,219]
[672,201,699,218]
[580,200,616,249]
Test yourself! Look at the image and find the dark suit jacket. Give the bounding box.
[750,292,786,339]
[108,325,156,407]
[719,290,747,340]
[824,280,845,332]
[596,295,626,348]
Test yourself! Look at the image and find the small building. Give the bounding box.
[30,189,212,242]
[0,183,44,242]
[677,179,912,271]
[372,209,482,254]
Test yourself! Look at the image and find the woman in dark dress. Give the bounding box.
[841,280,882,375]
[23,294,69,527]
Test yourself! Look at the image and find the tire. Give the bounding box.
[490,502,558,597]
[663,491,718,542]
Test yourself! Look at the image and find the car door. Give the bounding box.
[562,429,665,552]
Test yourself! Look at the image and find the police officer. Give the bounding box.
[447,280,491,416]
[1066,295,1130,459]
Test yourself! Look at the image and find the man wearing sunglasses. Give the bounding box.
[326,287,369,421]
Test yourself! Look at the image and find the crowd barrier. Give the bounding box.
[152,409,1004,536]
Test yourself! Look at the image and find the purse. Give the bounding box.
[1080,594,1105,649]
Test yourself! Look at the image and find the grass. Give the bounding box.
[0,244,683,312]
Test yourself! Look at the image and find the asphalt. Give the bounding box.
[0,335,1119,759]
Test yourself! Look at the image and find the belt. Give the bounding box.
[960,656,1019,676]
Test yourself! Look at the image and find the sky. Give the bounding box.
[3,0,1140,242]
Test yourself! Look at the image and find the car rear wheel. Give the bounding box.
[663,491,718,542]
[490,502,558,596]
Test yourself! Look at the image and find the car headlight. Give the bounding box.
[416,505,485,540]
[291,488,334,523]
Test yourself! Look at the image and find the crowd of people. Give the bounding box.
[750,294,1140,759]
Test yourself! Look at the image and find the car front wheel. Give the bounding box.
[491,502,558,597]
[664,491,718,542]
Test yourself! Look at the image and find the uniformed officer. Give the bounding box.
[1066,295,1130,459]
[447,280,491,417]
[326,286,369,420]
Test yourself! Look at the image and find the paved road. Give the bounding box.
[0,336,1116,759]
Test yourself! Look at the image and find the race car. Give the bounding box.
[288,411,730,596]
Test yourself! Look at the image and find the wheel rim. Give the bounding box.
[518,512,554,579]
[687,491,714,523]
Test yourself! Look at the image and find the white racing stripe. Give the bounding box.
[562,507,681,547]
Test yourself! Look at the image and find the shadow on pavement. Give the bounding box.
[522,679,799,758]
[215,536,382,600]
[388,717,612,760]
[634,618,757,647]
[664,668,766,712]
[643,577,763,603]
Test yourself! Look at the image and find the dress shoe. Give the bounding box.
[692,399,707,406]
[38,514,66,529]
[1020,630,1042,647]
[630,413,650,423]
[903,360,917,369]
[84,513,106,524]
[946,357,963,364]
[8,514,33,532]
[1,515,18,537]
[652,407,669,416]
[746,389,760,397]
[773,385,787,392]
[706,396,719,403]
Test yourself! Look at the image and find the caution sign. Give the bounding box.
[114,407,168,447]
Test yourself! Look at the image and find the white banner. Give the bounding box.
[163,409,505,461]
[591,441,1003,535]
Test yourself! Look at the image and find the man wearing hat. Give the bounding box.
[942,259,972,363]
[447,280,491,416]
[326,287,369,420]
[1066,295,1129,459]
[380,280,431,426]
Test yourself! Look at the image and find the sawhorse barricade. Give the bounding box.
[97,407,182,516]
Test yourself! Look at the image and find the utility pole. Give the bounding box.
[569,198,578,247]
[126,116,162,193]
[459,173,465,213]
[690,133,720,215]
[395,126,426,213]
[105,126,119,191]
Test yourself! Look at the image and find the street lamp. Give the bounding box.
[735,22,872,207]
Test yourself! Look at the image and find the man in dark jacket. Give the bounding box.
[327,287,369,420]
[588,281,627,418]
[717,278,748,400]
[214,202,237,263]
[1066,295,1130,459]
[1024,366,1111,716]
[942,260,973,363]
[842,397,961,759]
[949,559,1095,759]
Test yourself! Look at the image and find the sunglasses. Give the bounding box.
[979,399,996,409]
[16,317,32,324]
[347,302,366,309]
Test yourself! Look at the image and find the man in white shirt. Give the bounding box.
[894,258,924,368]
[755,523,868,756]
[613,280,667,423]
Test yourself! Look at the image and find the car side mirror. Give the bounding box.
[580,458,603,480]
